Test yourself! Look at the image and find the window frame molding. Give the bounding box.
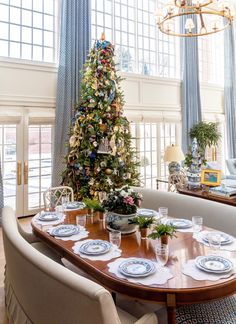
[0,55,58,72]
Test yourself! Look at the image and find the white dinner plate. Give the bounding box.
[195,255,233,274]
[137,209,159,218]
[118,258,156,278]
[63,201,86,210]
[202,232,233,245]
[38,212,59,222]
[51,225,79,237]
[79,240,112,255]
[167,218,192,229]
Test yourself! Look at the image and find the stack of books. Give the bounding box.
[209,186,236,198]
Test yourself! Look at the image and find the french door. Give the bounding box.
[0,111,54,217]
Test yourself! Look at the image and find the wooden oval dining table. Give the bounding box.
[31,213,236,324]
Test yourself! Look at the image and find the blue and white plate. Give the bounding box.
[167,218,192,229]
[51,225,79,237]
[202,232,233,245]
[38,212,59,222]
[137,208,159,218]
[63,201,86,210]
[79,240,112,255]
[119,258,156,278]
[195,255,233,274]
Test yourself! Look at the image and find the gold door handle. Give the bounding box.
[17,162,22,186]
[24,162,28,185]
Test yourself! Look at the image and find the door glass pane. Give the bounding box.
[130,122,177,189]
[0,125,17,210]
[28,193,39,208]
[28,124,53,210]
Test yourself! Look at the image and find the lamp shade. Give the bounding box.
[164,145,185,162]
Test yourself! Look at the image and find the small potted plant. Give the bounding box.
[83,198,105,220]
[129,215,155,239]
[148,223,177,244]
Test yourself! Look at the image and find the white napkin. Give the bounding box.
[32,214,65,226]
[177,228,194,233]
[47,226,89,241]
[72,239,121,261]
[108,257,173,286]
[182,258,236,281]
[194,230,236,251]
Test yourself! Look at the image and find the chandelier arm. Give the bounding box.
[199,10,206,30]
[163,9,233,20]
[158,21,232,37]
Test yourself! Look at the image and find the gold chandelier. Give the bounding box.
[155,0,234,37]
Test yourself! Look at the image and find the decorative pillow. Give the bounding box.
[176,295,236,324]
[226,159,236,175]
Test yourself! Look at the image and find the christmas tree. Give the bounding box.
[62,34,139,200]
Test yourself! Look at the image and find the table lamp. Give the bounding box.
[164,144,185,174]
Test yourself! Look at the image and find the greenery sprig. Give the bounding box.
[129,215,155,229]
[148,224,177,240]
[82,198,105,212]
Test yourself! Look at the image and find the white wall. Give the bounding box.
[0,58,224,123]
[0,58,57,110]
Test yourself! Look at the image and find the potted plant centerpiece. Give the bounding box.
[148,223,176,244]
[102,186,142,234]
[129,215,155,239]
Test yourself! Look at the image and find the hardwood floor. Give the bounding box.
[0,217,32,324]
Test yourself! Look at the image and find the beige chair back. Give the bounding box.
[2,206,125,324]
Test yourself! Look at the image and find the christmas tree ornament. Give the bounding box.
[99,124,107,132]
[100,161,107,168]
[109,134,117,156]
[97,137,110,154]
[69,135,77,147]
[105,168,112,175]
[98,191,107,203]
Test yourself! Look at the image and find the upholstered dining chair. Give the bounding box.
[2,206,158,324]
[43,185,74,211]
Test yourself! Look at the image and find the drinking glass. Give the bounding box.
[109,230,121,248]
[62,196,70,206]
[55,205,65,216]
[159,207,168,223]
[76,215,87,228]
[155,243,169,267]
[207,232,221,252]
[192,216,203,234]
